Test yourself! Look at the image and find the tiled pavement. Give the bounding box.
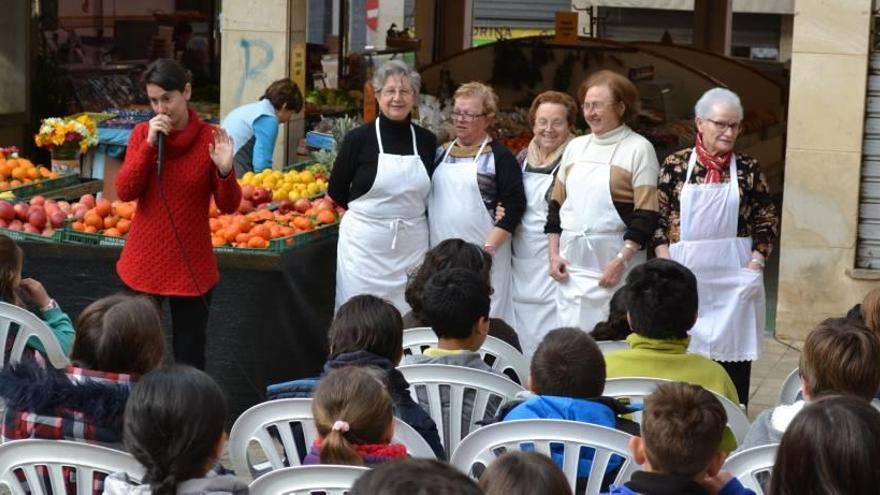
[747,334,802,420]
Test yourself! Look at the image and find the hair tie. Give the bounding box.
[332,420,350,433]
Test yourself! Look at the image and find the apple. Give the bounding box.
[313,199,334,212]
[0,201,14,222]
[0,219,7,228]
[30,195,46,207]
[294,198,311,214]
[252,187,271,205]
[237,199,254,214]
[241,185,255,202]
[22,223,39,234]
[277,199,294,214]
[8,220,22,231]
[28,209,46,230]
[42,227,54,236]
[72,205,88,221]
[80,194,96,209]
[49,210,66,228]
[57,201,71,213]
[44,202,59,215]
[13,203,28,222]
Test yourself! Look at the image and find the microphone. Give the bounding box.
[157,132,166,177]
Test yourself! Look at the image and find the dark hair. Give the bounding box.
[329,295,404,364]
[351,458,482,495]
[642,382,726,477]
[124,365,227,495]
[405,239,492,322]
[590,286,631,341]
[479,451,572,495]
[71,293,165,376]
[577,70,641,123]
[142,58,191,92]
[531,327,605,399]
[262,79,304,113]
[0,234,23,307]
[313,366,393,466]
[421,268,490,340]
[625,259,698,339]
[768,395,880,495]
[800,317,880,400]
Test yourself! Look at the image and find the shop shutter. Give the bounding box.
[474,0,571,29]
[857,52,880,269]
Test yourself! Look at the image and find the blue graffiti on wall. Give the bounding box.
[235,38,274,105]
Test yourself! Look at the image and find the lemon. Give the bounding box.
[288,190,301,201]
[307,182,321,196]
[299,170,315,183]
[242,171,254,182]
[273,189,286,201]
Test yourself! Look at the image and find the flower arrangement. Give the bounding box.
[34,115,99,154]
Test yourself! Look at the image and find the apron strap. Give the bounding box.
[685,148,740,190]
[442,136,490,165]
[374,116,384,155]
[410,124,418,156]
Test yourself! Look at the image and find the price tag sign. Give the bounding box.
[554,11,579,46]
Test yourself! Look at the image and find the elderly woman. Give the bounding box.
[329,60,436,313]
[512,90,577,356]
[654,87,778,406]
[547,70,659,332]
[429,82,526,327]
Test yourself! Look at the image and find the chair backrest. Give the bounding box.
[777,368,801,405]
[603,377,751,446]
[247,465,369,495]
[0,439,144,495]
[450,419,638,495]
[596,340,630,354]
[402,327,530,385]
[722,444,778,494]
[397,364,526,455]
[0,302,70,368]
[229,398,437,479]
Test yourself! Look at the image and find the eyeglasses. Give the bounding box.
[583,100,618,112]
[535,119,568,130]
[451,111,485,122]
[380,87,413,98]
[704,118,741,133]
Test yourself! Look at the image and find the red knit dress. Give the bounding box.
[116,110,242,297]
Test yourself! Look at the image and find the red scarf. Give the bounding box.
[694,133,732,184]
[313,438,408,459]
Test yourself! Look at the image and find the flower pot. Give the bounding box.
[51,145,80,175]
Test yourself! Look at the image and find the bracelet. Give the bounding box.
[751,257,766,268]
[40,299,59,313]
[616,252,629,268]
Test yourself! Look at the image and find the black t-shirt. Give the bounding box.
[328,115,437,208]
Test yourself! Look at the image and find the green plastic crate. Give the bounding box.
[212,220,339,256]
[62,229,126,247]
[0,227,64,243]
[3,174,81,199]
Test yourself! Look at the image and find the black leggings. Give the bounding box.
[154,291,213,370]
[718,360,752,408]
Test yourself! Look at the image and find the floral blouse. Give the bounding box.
[653,148,778,257]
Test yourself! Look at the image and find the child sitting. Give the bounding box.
[479,451,572,495]
[608,382,754,495]
[604,258,739,452]
[767,395,880,495]
[590,286,632,342]
[266,294,444,459]
[103,365,248,494]
[496,328,638,479]
[0,234,74,355]
[304,366,408,466]
[0,293,164,447]
[351,458,482,495]
[403,268,492,372]
[739,317,880,450]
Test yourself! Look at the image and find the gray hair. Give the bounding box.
[694,87,743,121]
[372,60,421,100]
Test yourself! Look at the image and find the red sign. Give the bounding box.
[366,0,379,31]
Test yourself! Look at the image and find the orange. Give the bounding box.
[84,211,104,229]
[234,232,252,244]
[116,218,132,234]
[9,180,21,187]
[209,218,221,232]
[115,203,135,220]
[222,226,239,243]
[103,228,121,237]
[72,221,85,232]
[26,167,39,180]
[250,223,271,240]
[103,216,118,229]
[84,225,98,234]
[10,167,25,180]
[247,236,269,249]
[292,216,313,230]
[315,210,336,225]
[95,199,112,218]
[211,235,226,247]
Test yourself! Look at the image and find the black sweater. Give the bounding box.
[328,115,437,209]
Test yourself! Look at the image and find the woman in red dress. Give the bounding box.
[116,59,241,369]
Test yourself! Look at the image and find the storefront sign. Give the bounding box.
[554,11,579,45]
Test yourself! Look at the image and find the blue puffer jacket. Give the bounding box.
[266,351,446,459]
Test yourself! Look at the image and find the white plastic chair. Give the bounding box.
[247,465,369,495]
[596,340,630,354]
[722,444,778,494]
[0,439,144,495]
[777,368,801,405]
[0,302,70,368]
[229,398,437,479]
[397,364,525,455]
[402,327,530,385]
[603,377,751,446]
[450,419,638,495]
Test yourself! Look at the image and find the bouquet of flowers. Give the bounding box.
[34,115,99,154]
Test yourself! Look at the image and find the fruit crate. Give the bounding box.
[3,174,81,199]
[62,228,126,248]
[0,227,65,244]
[213,221,339,256]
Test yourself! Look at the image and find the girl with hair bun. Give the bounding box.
[305,366,407,466]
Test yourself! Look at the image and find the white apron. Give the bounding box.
[428,138,515,326]
[555,130,645,331]
[669,152,764,362]
[512,160,560,358]
[335,120,430,313]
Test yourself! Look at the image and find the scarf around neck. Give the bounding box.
[694,132,732,184]
[525,134,573,170]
